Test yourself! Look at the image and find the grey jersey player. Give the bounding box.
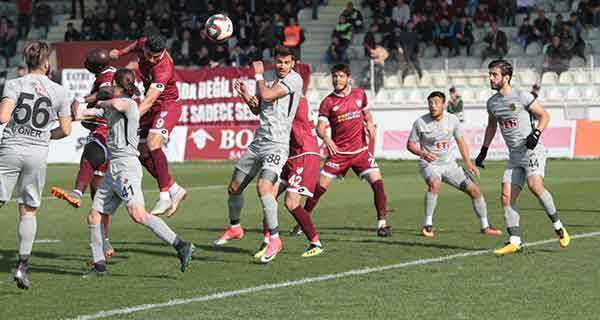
[214,46,303,264]
[0,42,72,290]
[476,60,570,256]
[75,69,193,277]
[407,91,502,238]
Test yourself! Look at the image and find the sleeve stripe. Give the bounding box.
[99,82,112,88]
[318,115,329,122]
[150,83,165,92]
[279,81,291,94]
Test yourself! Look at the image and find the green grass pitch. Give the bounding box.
[1,160,599,319]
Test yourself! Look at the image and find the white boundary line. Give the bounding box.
[67,231,600,320]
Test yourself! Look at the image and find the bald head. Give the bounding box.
[84,48,110,74]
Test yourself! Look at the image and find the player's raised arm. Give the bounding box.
[253,61,289,103]
[0,97,16,124]
[109,41,137,60]
[476,111,497,168]
[234,80,260,115]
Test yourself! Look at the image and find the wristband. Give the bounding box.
[255,73,264,81]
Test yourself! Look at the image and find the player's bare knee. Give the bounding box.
[228,181,242,195]
[256,179,274,197]
[500,191,511,206]
[128,208,148,225]
[137,143,150,158]
[465,182,481,198]
[87,209,102,224]
[527,181,545,197]
[18,204,37,217]
[428,180,441,194]
[146,133,165,151]
[284,193,301,211]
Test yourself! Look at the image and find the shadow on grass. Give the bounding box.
[197,244,253,255]
[323,238,486,251]
[521,207,600,214]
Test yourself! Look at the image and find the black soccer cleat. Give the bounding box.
[176,241,195,272]
[377,225,392,237]
[13,263,30,290]
[83,265,111,278]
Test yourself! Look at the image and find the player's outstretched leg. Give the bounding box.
[422,190,438,237]
[527,177,570,248]
[14,206,37,289]
[129,204,194,272]
[365,171,391,237]
[462,182,502,236]
[286,192,323,257]
[257,174,283,264]
[215,174,249,246]
[495,183,524,256]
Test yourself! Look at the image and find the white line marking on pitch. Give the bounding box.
[67,231,600,320]
[34,239,62,244]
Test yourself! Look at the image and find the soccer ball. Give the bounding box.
[205,14,234,43]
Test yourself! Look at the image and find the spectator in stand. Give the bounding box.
[126,21,141,40]
[17,0,33,40]
[172,28,194,66]
[33,0,52,38]
[0,16,17,68]
[481,22,508,61]
[514,16,535,49]
[553,14,565,35]
[64,22,80,41]
[258,17,279,53]
[70,0,85,19]
[533,9,552,45]
[282,17,305,60]
[334,14,353,46]
[230,44,249,66]
[211,43,230,66]
[496,0,516,26]
[447,87,464,122]
[567,12,586,60]
[474,3,492,28]
[421,0,436,17]
[544,35,571,75]
[434,16,457,57]
[374,0,392,18]
[80,23,95,41]
[343,2,364,33]
[455,14,474,56]
[325,34,349,65]
[194,47,211,66]
[590,0,600,27]
[363,23,382,57]
[111,22,125,40]
[152,1,171,23]
[577,0,592,25]
[246,43,262,62]
[465,0,478,17]
[95,21,111,40]
[17,65,27,77]
[437,1,456,21]
[281,2,297,23]
[158,12,174,39]
[516,0,535,16]
[395,20,422,79]
[381,15,396,49]
[415,13,436,45]
[392,0,411,30]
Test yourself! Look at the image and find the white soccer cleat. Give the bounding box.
[150,199,173,216]
[166,187,188,217]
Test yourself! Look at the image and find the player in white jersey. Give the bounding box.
[0,42,73,289]
[73,69,194,276]
[213,46,303,264]
[476,60,570,256]
[407,91,502,237]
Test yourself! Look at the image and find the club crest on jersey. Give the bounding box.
[355,99,362,107]
[34,84,46,95]
[510,103,517,111]
[332,105,340,112]
[295,167,304,175]
[160,111,168,118]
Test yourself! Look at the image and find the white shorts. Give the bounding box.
[92,157,145,214]
[0,146,49,208]
[235,138,289,178]
[503,145,546,188]
[420,161,472,191]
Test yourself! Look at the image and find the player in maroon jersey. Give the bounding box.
[51,48,116,259]
[109,34,187,217]
[304,64,392,237]
[235,81,324,258]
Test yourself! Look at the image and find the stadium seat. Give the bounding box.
[432,72,448,87]
[594,69,600,83]
[542,87,564,101]
[418,73,433,87]
[574,71,591,84]
[307,90,321,105]
[478,88,494,101]
[464,58,481,69]
[525,42,543,56]
[391,90,407,103]
[559,72,574,85]
[316,75,331,90]
[407,89,423,104]
[451,76,469,87]
[587,28,600,41]
[583,86,597,100]
[461,88,478,102]
[541,72,559,85]
[423,46,437,58]
[519,69,539,86]
[375,89,392,105]
[566,87,582,100]
[569,57,586,68]
[554,1,570,12]
[447,58,466,70]
[403,74,419,87]
[384,75,402,88]
[507,45,524,58]
[469,75,486,86]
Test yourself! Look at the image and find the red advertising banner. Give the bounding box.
[184,124,259,160]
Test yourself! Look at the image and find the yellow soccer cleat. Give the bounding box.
[253,241,269,259]
[556,227,570,248]
[494,242,523,256]
[301,244,324,257]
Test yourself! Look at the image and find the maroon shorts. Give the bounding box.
[280,153,321,197]
[86,132,109,176]
[139,100,182,141]
[322,149,379,179]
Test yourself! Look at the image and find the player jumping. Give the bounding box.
[109,34,187,216]
[301,64,391,237]
[0,41,73,289]
[407,91,502,237]
[236,84,324,258]
[476,59,570,256]
[51,48,116,259]
[214,46,303,263]
[74,68,194,276]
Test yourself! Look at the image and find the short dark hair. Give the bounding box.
[330,63,351,76]
[23,41,50,70]
[427,91,446,102]
[144,34,166,53]
[488,59,513,81]
[449,87,456,93]
[273,45,294,59]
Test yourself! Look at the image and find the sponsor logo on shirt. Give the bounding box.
[501,118,518,129]
[336,110,361,123]
[435,140,450,150]
[325,161,340,169]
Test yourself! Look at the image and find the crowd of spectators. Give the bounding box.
[59,0,318,67]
